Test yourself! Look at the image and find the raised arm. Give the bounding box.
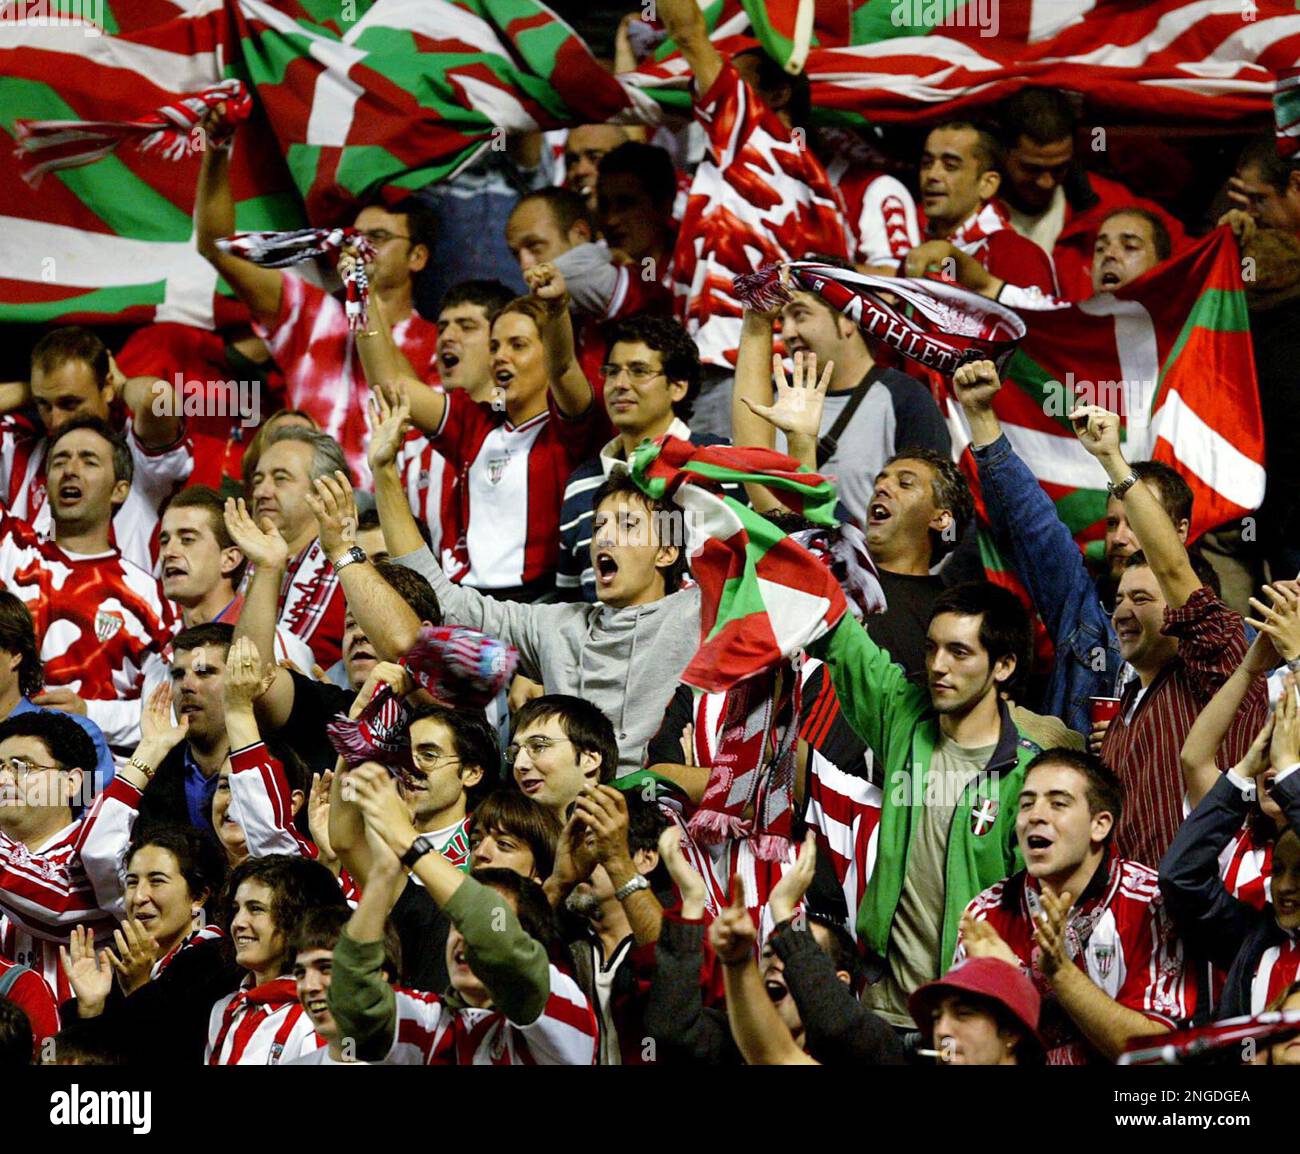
[369,384,428,560]
[578,785,664,945]
[193,105,282,328]
[741,351,832,474]
[656,0,724,97]
[524,263,595,418]
[305,469,423,658]
[355,292,446,435]
[732,310,781,511]
[1072,405,1200,609]
[116,354,182,451]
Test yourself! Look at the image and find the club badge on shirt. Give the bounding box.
[970,797,999,837]
[94,610,124,642]
[487,453,512,485]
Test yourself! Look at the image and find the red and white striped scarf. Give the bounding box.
[208,976,312,1066]
[733,260,1026,378]
[277,539,339,647]
[216,228,376,331]
[15,79,252,187]
[152,925,226,980]
[939,200,1014,250]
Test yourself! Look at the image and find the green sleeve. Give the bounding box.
[444,875,551,1026]
[810,612,926,762]
[327,931,398,1063]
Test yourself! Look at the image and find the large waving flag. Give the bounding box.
[1277,65,1300,158]
[942,227,1265,552]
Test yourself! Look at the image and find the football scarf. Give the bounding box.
[733,261,1027,377]
[15,79,252,187]
[215,227,376,331]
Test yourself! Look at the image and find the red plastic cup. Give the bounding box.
[1089,696,1122,726]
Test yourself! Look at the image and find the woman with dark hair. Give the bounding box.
[59,824,241,1064]
[206,854,348,1064]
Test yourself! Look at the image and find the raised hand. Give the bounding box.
[768,830,816,927]
[29,686,88,716]
[109,918,161,996]
[224,635,272,711]
[347,761,418,857]
[224,496,289,571]
[347,661,414,722]
[551,809,598,893]
[525,262,568,311]
[304,470,359,562]
[1068,404,1123,464]
[708,874,757,965]
[1233,709,1277,782]
[1216,208,1256,248]
[951,359,1003,413]
[137,680,189,762]
[573,785,634,870]
[308,771,336,864]
[657,825,707,919]
[740,351,832,440]
[1270,674,1300,771]
[367,381,411,473]
[1247,583,1300,664]
[60,926,114,1018]
[1032,888,1074,980]
[960,911,1022,967]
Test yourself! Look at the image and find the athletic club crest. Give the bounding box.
[487,453,511,485]
[94,610,124,642]
[1092,942,1116,979]
[970,797,999,837]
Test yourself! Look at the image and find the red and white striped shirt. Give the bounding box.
[207,975,323,1065]
[0,415,192,573]
[0,777,143,1002]
[396,429,456,567]
[1248,936,1300,1014]
[274,538,347,669]
[1218,822,1274,912]
[257,274,440,489]
[433,391,607,592]
[826,162,920,268]
[382,966,597,1065]
[228,742,360,905]
[0,952,59,1052]
[0,510,174,711]
[958,855,1195,1065]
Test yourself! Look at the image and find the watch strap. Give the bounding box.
[1107,472,1139,500]
[401,835,435,870]
[331,545,367,572]
[613,874,650,902]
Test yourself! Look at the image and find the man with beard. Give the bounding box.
[959,750,1192,1063]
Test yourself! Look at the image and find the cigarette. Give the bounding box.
[916,1048,942,1059]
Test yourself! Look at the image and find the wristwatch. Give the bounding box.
[401,835,437,871]
[1107,472,1140,500]
[331,545,367,573]
[613,874,650,902]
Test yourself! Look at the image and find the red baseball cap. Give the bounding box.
[908,957,1044,1046]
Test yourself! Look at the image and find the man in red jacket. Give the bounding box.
[992,88,1187,301]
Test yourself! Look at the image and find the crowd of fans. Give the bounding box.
[4,0,1300,1068]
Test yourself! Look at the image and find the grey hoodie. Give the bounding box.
[395,545,701,776]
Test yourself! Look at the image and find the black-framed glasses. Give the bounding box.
[599,364,665,385]
[506,736,573,763]
[0,756,62,779]
[358,228,411,246]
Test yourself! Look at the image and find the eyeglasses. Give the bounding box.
[357,228,411,246]
[411,746,461,772]
[0,756,62,779]
[506,736,573,763]
[599,364,665,385]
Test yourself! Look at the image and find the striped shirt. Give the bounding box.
[257,273,440,489]
[959,854,1195,1065]
[274,538,347,669]
[1248,936,1300,1013]
[207,975,323,1065]
[826,162,921,268]
[1218,822,1273,912]
[1100,587,1264,869]
[0,777,143,1002]
[432,390,608,593]
[383,966,598,1065]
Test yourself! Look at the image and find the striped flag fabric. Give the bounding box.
[628,436,847,694]
[1277,66,1300,158]
[941,227,1265,554]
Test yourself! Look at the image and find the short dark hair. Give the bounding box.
[606,314,701,420]
[439,279,516,320]
[357,193,437,258]
[128,823,228,908]
[624,790,670,856]
[221,855,348,975]
[590,471,688,594]
[1099,207,1172,263]
[0,998,33,1067]
[997,88,1077,148]
[48,416,133,489]
[163,485,248,587]
[470,867,569,966]
[30,326,108,387]
[1237,134,1300,192]
[928,581,1031,682]
[0,710,96,782]
[883,447,975,560]
[1130,461,1193,525]
[515,186,594,235]
[511,694,618,785]
[172,621,235,662]
[1024,747,1124,845]
[0,592,42,698]
[373,559,441,627]
[598,142,677,212]
[929,120,1005,175]
[807,916,865,992]
[734,47,812,127]
[1123,547,1221,598]
[469,790,562,880]
[407,702,499,806]
[290,904,402,983]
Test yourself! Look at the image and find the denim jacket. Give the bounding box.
[972,433,1122,737]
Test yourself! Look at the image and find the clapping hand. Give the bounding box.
[740,351,832,440]
[708,874,757,966]
[224,496,288,571]
[367,381,412,473]
[768,830,817,927]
